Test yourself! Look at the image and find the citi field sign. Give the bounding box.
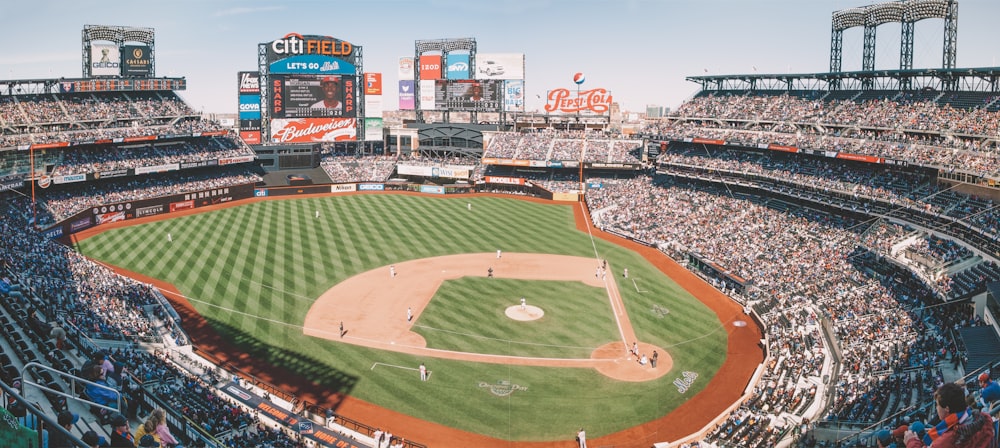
[270,33,353,58]
[265,33,359,74]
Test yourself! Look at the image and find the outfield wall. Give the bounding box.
[48,183,256,239]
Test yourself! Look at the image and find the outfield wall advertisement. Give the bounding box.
[50,184,256,237]
[396,165,471,179]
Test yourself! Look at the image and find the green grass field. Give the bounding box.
[75,195,728,441]
[415,277,617,359]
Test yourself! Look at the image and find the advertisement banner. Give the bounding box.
[475,53,525,80]
[239,95,261,120]
[135,163,179,175]
[270,118,357,143]
[90,44,121,76]
[446,54,470,80]
[0,178,23,192]
[364,95,383,116]
[364,118,383,142]
[835,152,883,164]
[122,45,152,77]
[543,88,613,115]
[240,119,261,131]
[505,80,524,112]
[419,80,436,110]
[169,200,195,212]
[238,71,260,94]
[53,174,87,185]
[398,57,414,80]
[364,72,382,95]
[219,156,256,165]
[484,176,525,185]
[552,192,579,202]
[97,211,126,225]
[43,227,63,240]
[268,54,357,75]
[768,144,799,153]
[331,184,357,192]
[240,131,261,144]
[135,205,164,218]
[419,55,442,80]
[254,188,269,197]
[265,34,357,65]
[397,165,471,179]
[398,81,415,110]
[419,185,445,194]
[358,183,384,191]
[70,216,93,232]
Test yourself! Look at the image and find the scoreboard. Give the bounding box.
[271,74,357,119]
[434,80,502,111]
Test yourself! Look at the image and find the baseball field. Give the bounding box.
[73,193,761,447]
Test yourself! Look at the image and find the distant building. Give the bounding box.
[645,105,669,118]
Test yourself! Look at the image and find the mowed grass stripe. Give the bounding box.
[76,195,729,441]
[416,278,616,359]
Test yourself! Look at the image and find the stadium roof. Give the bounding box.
[686,66,1000,92]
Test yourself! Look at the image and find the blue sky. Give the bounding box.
[1,0,998,114]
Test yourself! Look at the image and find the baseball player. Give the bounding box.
[520,297,526,311]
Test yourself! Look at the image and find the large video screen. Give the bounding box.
[271,74,356,119]
[434,79,502,111]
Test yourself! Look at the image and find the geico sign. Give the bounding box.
[271,33,352,57]
[239,103,260,112]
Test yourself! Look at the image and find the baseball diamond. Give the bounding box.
[74,192,763,447]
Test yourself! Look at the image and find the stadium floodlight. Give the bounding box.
[866,2,905,26]
[832,7,867,30]
[905,0,949,21]
[415,38,476,54]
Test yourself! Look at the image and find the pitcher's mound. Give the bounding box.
[505,305,545,321]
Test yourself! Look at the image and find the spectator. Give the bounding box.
[904,382,994,447]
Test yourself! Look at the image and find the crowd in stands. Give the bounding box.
[585,174,990,447]
[906,234,976,267]
[1,197,160,343]
[483,129,642,164]
[0,92,228,148]
[35,166,262,224]
[46,137,252,177]
[319,154,398,184]
[643,93,1000,177]
[655,144,1000,300]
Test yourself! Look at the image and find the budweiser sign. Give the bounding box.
[271,118,357,143]
[543,88,613,114]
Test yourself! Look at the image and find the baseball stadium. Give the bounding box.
[2,1,1000,448]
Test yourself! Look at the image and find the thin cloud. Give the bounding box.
[213,6,284,17]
